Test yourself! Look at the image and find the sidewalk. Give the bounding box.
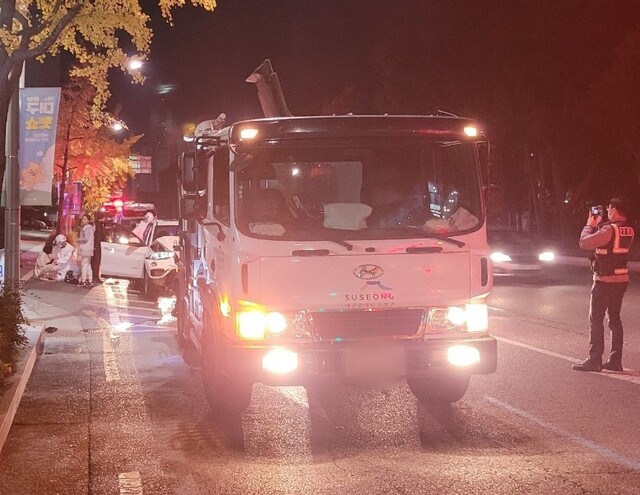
[0,250,48,454]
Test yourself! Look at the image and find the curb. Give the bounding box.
[0,321,45,455]
[0,261,46,455]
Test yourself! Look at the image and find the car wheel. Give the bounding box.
[201,310,252,414]
[407,373,470,405]
[141,269,156,300]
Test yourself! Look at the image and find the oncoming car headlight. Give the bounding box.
[538,251,555,262]
[236,309,311,340]
[490,252,511,263]
[425,304,488,334]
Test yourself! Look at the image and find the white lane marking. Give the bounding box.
[118,471,143,494]
[277,386,309,409]
[495,335,576,362]
[488,306,505,312]
[83,309,120,382]
[275,386,331,422]
[495,336,640,385]
[486,396,640,473]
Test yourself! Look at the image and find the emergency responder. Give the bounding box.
[572,197,635,372]
[52,234,75,281]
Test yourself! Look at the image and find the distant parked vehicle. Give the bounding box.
[21,206,57,230]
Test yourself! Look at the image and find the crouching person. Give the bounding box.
[34,233,57,279]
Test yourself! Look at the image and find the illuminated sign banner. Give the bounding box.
[19,87,61,205]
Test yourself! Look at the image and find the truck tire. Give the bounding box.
[176,297,199,367]
[201,312,252,414]
[407,373,470,405]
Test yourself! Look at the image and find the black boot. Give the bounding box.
[601,361,623,372]
[571,359,602,372]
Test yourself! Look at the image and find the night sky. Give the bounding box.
[108,1,640,226]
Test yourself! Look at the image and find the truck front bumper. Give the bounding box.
[221,336,497,387]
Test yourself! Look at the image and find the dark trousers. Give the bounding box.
[588,281,628,364]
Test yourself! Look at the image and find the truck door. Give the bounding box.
[203,146,232,319]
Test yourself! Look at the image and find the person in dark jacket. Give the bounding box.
[572,197,635,372]
[92,210,106,283]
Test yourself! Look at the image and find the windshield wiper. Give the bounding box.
[328,238,354,250]
[388,226,466,248]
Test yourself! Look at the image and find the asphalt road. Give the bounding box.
[1,263,640,494]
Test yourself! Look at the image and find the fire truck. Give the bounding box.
[175,61,496,413]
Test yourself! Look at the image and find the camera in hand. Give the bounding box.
[590,205,603,217]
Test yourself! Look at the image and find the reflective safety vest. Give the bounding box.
[593,221,635,276]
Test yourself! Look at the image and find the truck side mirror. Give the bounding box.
[180,196,198,220]
[179,152,197,193]
[477,141,491,189]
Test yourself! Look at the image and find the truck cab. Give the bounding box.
[176,115,496,413]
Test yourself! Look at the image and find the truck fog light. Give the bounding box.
[447,345,480,367]
[262,348,298,374]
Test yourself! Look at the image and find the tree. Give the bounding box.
[55,78,140,228]
[0,0,218,193]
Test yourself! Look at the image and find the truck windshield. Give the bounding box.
[235,140,482,241]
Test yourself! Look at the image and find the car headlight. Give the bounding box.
[425,304,488,334]
[538,251,555,262]
[148,251,175,260]
[490,252,511,262]
[236,309,311,340]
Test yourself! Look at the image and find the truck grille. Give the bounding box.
[310,309,424,341]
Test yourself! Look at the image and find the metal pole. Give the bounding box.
[4,62,24,290]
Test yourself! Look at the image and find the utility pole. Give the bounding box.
[3,62,24,290]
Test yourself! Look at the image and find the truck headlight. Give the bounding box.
[425,304,488,334]
[236,310,311,340]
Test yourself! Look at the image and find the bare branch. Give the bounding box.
[10,3,83,62]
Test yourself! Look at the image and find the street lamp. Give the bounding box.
[128,58,143,71]
[111,121,124,132]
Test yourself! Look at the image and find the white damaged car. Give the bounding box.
[99,220,179,297]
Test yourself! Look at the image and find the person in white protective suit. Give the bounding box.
[52,234,75,281]
[132,211,155,241]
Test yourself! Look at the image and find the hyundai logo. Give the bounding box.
[353,264,384,280]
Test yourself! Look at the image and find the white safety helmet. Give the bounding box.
[144,212,155,222]
[54,234,67,245]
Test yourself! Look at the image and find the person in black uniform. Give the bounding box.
[572,197,635,372]
[92,210,106,283]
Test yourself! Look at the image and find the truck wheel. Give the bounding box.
[176,297,199,366]
[407,373,470,405]
[201,318,252,414]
